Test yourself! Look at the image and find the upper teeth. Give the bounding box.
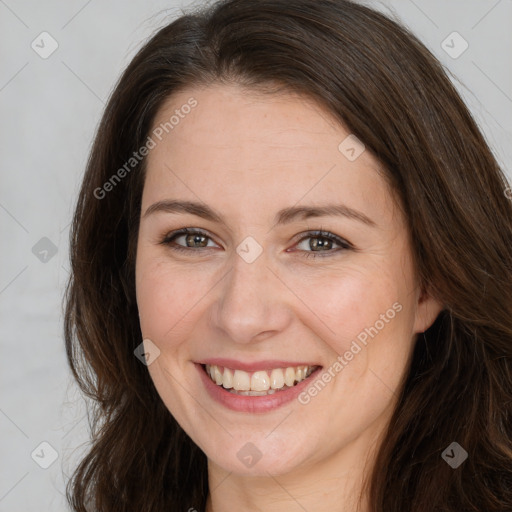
[205,364,317,392]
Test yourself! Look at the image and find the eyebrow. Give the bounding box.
[143,199,377,227]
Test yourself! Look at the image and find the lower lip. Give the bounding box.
[195,363,322,413]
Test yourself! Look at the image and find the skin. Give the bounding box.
[135,83,443,512]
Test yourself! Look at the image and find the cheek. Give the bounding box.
[136,249,223,353]
[290,263,402,349]
[290,260,415,399]
[136,255,196,339]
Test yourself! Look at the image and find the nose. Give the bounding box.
[211,248,293,344]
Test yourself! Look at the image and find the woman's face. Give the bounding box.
[135,83,442,477]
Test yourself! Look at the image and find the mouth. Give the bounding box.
[202,363,320,396]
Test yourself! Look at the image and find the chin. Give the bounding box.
[201,431,313,476]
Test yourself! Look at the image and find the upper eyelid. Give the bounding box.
[163,228,220,246]
[164,228,351,249]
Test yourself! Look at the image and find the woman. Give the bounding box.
[64,0,512,510]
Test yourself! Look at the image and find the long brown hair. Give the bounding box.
[64,0,512,510]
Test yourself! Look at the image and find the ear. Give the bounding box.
[412,285,444,334]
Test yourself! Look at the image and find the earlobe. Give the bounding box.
[413,286,444,334]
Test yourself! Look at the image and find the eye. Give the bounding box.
[160,228,219,252]
[160,228,353,258]
[291,230,352,259]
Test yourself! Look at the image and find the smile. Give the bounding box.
[204,364,319,395]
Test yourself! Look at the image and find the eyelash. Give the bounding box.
[159,228,352,258]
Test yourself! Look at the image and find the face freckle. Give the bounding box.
[134,82,442,480]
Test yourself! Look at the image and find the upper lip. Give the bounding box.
[197,358,321,372]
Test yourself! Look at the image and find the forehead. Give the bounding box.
[150,83,347,159]
[143,84,398,227]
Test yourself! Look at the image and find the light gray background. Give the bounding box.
[1,0,511,510]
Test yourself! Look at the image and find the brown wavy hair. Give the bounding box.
[64,0,512,510]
